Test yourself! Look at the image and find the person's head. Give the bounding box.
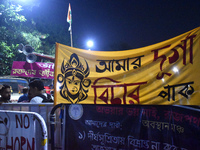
[0,84,11,101]
[22,87,28,94]
[28,79,44,99]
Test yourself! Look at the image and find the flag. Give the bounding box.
[67,3,72,31]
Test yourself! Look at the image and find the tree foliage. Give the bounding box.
[0,0,27,75]
[0,0,59,75]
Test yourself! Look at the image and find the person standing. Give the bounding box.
[42,89,54,102]
[0,84,11,103]
[28,79,50,103]
[18,87,29,103]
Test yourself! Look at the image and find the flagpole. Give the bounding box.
[70,23,73,47]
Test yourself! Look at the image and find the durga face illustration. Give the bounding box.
[57,53,91,103]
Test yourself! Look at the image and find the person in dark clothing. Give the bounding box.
[28,79,53,103]
[0,84,11,103]
[42,89,54,102]
[18,87,29,103]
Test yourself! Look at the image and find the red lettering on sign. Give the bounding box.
[6,136,35,150]
[15,114,30,129]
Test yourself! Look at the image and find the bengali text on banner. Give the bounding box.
[54,27,200,105]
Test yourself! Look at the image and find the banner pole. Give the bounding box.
[70,24,73,47]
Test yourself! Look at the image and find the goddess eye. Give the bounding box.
[66,78,72,84]
[74,81,80,85]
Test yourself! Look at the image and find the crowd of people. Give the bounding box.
[0,79,53,103]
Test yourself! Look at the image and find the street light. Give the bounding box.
[87,40,94,50]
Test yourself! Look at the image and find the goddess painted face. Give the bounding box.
[57,53,91,104]
[65,75,81,95]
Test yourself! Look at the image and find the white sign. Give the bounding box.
[0,110,47,150]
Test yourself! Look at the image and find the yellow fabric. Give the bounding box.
[54,27,200,105]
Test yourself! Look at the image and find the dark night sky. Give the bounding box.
[29,0,200,51]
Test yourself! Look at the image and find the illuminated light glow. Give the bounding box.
[162,78,165,82]
[56,82,61,92]
[173,67,179,73]
[87,40,94,48]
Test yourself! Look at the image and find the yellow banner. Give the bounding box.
[54,27,200,105]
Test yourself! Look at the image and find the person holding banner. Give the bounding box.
[0,84,11,103]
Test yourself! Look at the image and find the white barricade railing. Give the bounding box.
[0,103,62,150]
[0,110,48,150]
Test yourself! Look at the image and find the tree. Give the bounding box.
[0,0,71,75]
[0,0,27,75]
[0,0,50,75]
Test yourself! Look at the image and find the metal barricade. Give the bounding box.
[0,110,47,149]
[50,103,63,150]
[0,103,62,149]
